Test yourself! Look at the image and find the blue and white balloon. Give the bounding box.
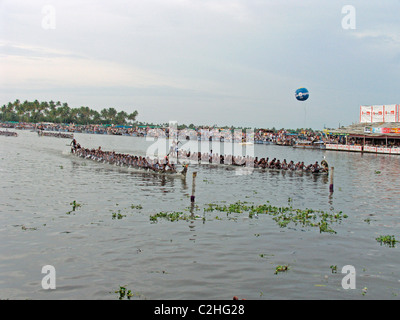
[295,88,309,101]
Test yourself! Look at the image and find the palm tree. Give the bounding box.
[90,109,101,124]
[107,107,118,124]
[0,99,140,125]
[100,108,109,124]
[115,111,128,125]
[128,111,138,124]
[59,104,71,123]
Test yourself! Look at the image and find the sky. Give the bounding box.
[1,0,399,129]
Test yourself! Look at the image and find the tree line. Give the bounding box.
[0,99,138,125]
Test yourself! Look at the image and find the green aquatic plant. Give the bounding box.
[112,210,126,220]
[330,265,338,273]
[204,200,251,214]
[259,253,274,259]
[376,235,398,247]
[115,286,133,300]
[204,199,347,234]
[114,285,146,300]
[274,265,290,275]
[150,211,199,222]
[70,200,81,210]
[131,204,143,210]
[149,198,347,233]
[362,287,368,296]
[67,200,82,214]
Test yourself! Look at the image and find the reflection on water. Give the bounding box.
[0,131,399,300]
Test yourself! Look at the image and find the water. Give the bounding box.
[0,130,399,300]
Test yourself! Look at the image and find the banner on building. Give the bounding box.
[360,105,399,123]
[371,105,384,123]
[384,105,397,122]
[360,106,372,123]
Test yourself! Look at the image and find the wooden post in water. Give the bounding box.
[191,172,197,202]
[329,167,334,193]
[190,172,197,217]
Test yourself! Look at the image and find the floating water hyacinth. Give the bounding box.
[115,286,133,300]
[66,200,82,214]
[204,199,348,234]
[150,198,347,234]
[376,235,398,248]
[112,210,126,220]
[150,211,198,222]
[131,204,143,210]
[274,265,290,275]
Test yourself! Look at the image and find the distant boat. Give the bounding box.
[293,140,326,150]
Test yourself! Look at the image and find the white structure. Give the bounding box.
[360,105,399,123]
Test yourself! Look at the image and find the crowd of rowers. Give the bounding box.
[70,139,328,175]
[70,139,187,175]
[173,149,329,173]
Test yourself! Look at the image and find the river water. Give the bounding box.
[0,130,399,300]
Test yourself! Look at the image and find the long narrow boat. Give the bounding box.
[170,157,329,176]
[38,130,74,139]
[293,140,326,149]
[71,147,188,178]
[0,130,18,137]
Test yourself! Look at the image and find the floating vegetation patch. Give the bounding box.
[110,203,143,220]
[259,253,274,259]
[112,210,126,220]
[114,285,145,300]
[204,198,348,234]
[115,286,134,300]
[274,265,290,275]
[149,198,347,233]
[66,200,82,214]
[376,235,398,248]
[131,204,143,210]
[21,225,37,231]
[150,211,200,223]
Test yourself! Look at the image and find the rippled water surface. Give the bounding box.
[1,130,399,300]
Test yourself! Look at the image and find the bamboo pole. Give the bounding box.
[329,167,334,193]
[191,172,197,203]
[190,172,197,218]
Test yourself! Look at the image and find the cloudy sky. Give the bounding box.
[1,0,399,129]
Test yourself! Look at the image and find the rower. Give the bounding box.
[70,139,77,153]
[269,158,276,168]
[312,161,320,173]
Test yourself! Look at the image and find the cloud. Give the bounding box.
[351,30,400,49]
[0,43,187,90]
